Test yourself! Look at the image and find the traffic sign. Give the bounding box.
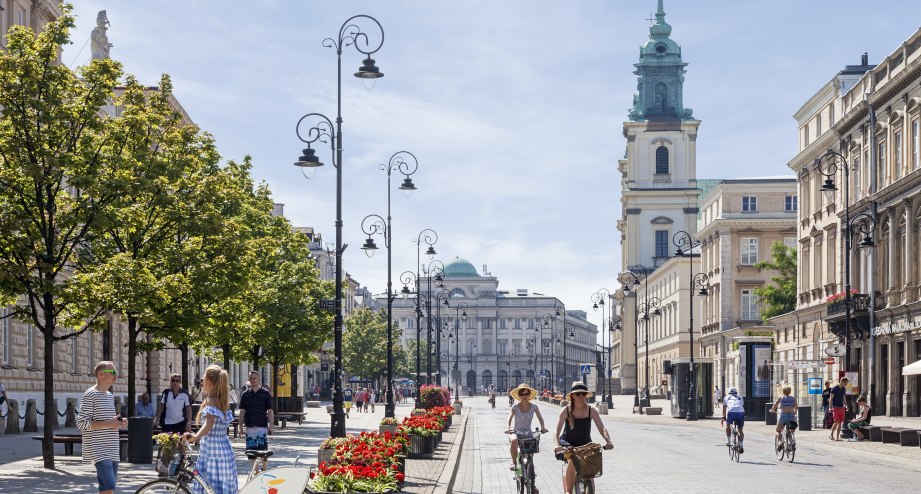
[808,377,822,395]
[319,299,336,310]
[824,344,846,357]
[823,357,837,365]
[579,364,592,375]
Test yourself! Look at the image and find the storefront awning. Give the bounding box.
[902,359,921,376]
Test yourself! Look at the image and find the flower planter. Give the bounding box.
[407,433,435,458]
[379,424,399,435]
[306,485,396,494]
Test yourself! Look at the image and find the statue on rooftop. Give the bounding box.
[90,10,112,60]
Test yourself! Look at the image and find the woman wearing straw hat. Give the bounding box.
[553,382,613,494]
[506,383,548,471]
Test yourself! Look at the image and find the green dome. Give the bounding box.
[443,257,478,277]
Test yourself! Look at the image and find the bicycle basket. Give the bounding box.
[564,443,602,478]
[517,433,540,454]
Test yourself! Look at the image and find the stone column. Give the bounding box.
[887,341,898,416]
[5,399,20,434]
[23,399,37,432]
[888,209,899,306]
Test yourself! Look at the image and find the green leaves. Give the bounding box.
[343,307,392,381]
[753,241,797,322]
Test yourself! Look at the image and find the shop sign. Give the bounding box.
[872,319,921,336]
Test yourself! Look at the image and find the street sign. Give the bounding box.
[319,299,336,310]
[808,377,822,395]
[823,357,837,365]
[579,364,592,375]
[824,344,846,357]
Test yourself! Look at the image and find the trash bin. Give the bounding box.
[797,406,811,431]
[765,404,777,425]
[128,416,154,464]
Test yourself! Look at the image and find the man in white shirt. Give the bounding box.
[152,373,192,433]
[721,386,746,453]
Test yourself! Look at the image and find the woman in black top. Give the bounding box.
[553,382,613,494]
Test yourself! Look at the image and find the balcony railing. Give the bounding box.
[826,294,871,316]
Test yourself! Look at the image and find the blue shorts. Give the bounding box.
[94,459,118,492]
[246,427,268,450]
[726,412,745,429]
[779,412,797,425]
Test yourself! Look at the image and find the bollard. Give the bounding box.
[5,399,20,434]
[52,398,60,430]
[24,399,38,432]
[65,399,77,428]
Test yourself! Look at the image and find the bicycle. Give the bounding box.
[558,442,610,494]
[507,428,541,494]
[727,422,741,463]
[774,419,797,463]
[135,440,308,494]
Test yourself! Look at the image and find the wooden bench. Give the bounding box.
[276,412,307,425]
[899,429,920,447]
[644,407,663,415]
[880,427,910,444]
[856,425,881,441]
[868,426,885,442]
[33,435,128,460]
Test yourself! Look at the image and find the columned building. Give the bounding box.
[784,28,921,417]
[383,258,597,396]
[613,1,699,394]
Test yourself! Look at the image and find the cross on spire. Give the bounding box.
[646,11,655,26]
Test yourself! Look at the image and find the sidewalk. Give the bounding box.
[0,398,471,494]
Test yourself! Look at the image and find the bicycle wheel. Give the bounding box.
[774,434,785,461]
[732,433,740,463]
[787,431,796,463]
[134,479,191,494]
[582,477,595,494]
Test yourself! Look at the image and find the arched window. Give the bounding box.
[655,146,669,174]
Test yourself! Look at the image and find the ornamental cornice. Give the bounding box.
[696,218,795,238]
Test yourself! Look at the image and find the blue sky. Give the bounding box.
[62,1,921,336]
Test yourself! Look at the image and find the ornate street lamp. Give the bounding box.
[294,14,384,438]
[446,300,468,403]
[592,289,612,406]
[673,230,710,421]
[637,296,661,408]
[359,152,418,418]
[816,151,878,381]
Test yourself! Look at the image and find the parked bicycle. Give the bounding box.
[727,422,741,463]
[558,442,610,494]
[775,420,797,462]
[507,428,540,494]
[135,440,307,494]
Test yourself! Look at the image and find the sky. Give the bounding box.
[61,1,921,340]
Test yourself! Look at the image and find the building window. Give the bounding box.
[784,195,797,212]
[527,318,535,330]
[878,141,887,184]
[740,238,758,265]
[829,104,834,126]
[513,318,520,329]
[27,323,34,367]
[655,146,669,174]
[498,341,507,356]
[483,319,491,330]
[499,318,506,329]
[741,289,759,320]
[655,230,668,258]
[804,126,810,147]
[783,237,798,250]
[742,196,757,212]
[1,307,9,365]
[816,115,822,136]
[913,120,920,170]
[407,318,413,329]
[895,131,903,178]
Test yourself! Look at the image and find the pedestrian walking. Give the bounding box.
[355,388,365,413]
[829,377,848,441]
[152,373,193,434]
[713,386,721,408]
[239,370,275,464]
[76,361,127,494]
[183,365,238,494]
[343,386,353,417]
[369,389,376,413]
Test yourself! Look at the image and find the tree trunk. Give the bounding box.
[222,343,231,370]
[127,316,138,417]
[250,345,261,370]
[41,293,56,469]
[181,343,190,390]
[271,360,279,412]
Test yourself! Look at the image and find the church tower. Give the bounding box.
[618,0,700,272]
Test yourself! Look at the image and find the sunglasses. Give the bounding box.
[571,392,587,397]
[100,369,118,375]
[519,391,531,396]
[171,378,181,382]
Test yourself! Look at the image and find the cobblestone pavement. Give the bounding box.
[0,397,457,493]
[454,395,921,493]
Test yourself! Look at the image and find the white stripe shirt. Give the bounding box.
[76,387,120,464]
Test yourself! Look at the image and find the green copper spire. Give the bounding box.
[628,0,694,122]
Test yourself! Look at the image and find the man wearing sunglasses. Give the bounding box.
[152,373,192,434]
[76,361,127,494]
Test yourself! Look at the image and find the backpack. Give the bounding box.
[160,389,190,422]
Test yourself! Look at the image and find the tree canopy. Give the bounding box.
[754,240,797,322]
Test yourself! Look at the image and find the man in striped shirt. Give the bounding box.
[77,361,127,494]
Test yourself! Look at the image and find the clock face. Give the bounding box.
[655,44,667,54]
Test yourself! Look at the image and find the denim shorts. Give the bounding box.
[779,412,797,425]
[94,459,118,492]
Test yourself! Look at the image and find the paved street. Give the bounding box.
[454,395,921,493]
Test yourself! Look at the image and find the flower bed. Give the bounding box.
[308,431,406,493]
[418,385,451,409]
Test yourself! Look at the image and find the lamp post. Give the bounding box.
[399,271,421,407]
[636,295,661,407]
[672,231,710,421]
[447,301,468,403]
[607,315,621,407]
[359,152,418,418]
[435,291,450,386]
[540,313,555,393]
[816,151,878,377]
[422,260,445,385]
[592,289,612,406]
[293,14,384,438]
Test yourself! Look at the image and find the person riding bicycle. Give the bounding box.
[506,383,548,471]
[721,386,745,453]
[770,385,798,450]
[553,382,613,494]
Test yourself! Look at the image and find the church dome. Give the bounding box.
[443,257,478,277]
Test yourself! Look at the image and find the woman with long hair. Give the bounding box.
[553,382,613,494]
[183,365,238,494]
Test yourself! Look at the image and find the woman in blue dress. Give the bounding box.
[184,364,238,494]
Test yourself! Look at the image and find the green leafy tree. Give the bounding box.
[754,240,797,322]
[343,307,391,382]
[0,11,141,468]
